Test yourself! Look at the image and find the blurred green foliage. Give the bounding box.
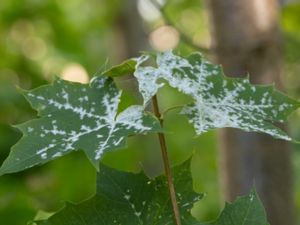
[281,4,300,222]
[0,0,300,224]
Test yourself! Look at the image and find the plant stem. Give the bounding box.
[151,95,182,225]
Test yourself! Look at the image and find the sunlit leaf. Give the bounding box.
[131,51,299,140]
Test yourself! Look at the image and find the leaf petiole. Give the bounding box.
[151,95,182,225]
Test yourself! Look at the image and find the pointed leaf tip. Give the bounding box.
[205,188,268,225]
[102,58,138,77]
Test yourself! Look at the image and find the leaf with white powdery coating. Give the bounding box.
[0,76,161,175]
[36,159,203,225]
[132,51,299,140]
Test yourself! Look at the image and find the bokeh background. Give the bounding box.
[0,0,300,224]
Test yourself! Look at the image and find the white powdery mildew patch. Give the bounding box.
[94,105,155,160]
[134,51,295,140]
[36,144,56,159]
[134,51,198,106]
[95,124,118,160]
[121,189,143,223]
[27,127,34,133]
[249,192,255,202]
[180,196,201,209]
[93,89,122,160]
[52,152,62,158]
[90,75,106,88]
[117,106,152,132]
[101,91,122,123]
[35,112,113,160]
[134,56,163,106]
[47,98,102,120]
[134,51,216,106]
[182,97,291,140]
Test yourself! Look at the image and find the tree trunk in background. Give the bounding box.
[114,0,148,60]
[112,0,148,94]
[278,0,297,6]
[205,1,295,225]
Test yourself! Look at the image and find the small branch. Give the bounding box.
[150,0,211,54]
[151,95,182,225]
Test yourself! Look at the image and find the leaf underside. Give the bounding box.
[102,58,137,77]
[0,77,161,175]
[36,159,203,225]
[122,51,298,140]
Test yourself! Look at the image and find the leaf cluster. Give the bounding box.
[1,51,299,224]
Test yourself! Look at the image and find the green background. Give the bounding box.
[0,0,299,224]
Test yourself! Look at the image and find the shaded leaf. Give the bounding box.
[102,59,137,77]
[0,77,161,175]
[36,159,203,225]
[202,189,268,225]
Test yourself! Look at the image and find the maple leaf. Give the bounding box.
[0,76,161,175]
[36,159,203,225]
[108,51,298,140]
[201,189,268,225]
[34,160,268,225]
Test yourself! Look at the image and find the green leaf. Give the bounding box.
[36,159,203,225]
[202,189,268,225]
[0,77,161,175]
[102,58,137,77]
[133,51,299,140]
